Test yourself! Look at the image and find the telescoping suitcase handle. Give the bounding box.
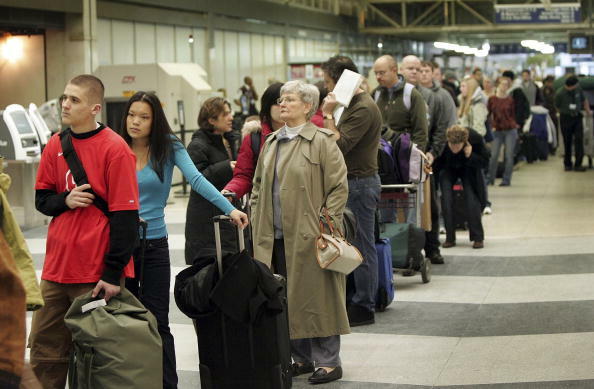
[213,215,245,278]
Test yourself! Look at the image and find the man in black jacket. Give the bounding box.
[434,125,490,250]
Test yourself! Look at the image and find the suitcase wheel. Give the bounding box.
[420,258,431,284]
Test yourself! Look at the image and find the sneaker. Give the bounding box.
[347,304,375,327]
[483,206,492,215]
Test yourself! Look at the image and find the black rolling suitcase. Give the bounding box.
[195,216,292,389]
[453,183,467,230]
[519,133,538,163]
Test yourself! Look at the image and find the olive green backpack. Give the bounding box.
[64,288,162,389]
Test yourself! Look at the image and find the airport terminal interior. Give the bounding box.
[2,0,594,388]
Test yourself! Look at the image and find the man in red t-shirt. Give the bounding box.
[29,75,139,388]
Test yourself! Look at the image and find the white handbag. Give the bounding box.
[315,209,364,275]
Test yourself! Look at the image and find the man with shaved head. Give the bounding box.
[371,55,428,150]
[30,74,139,387]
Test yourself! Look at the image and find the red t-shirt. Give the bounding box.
[35,127,139,283]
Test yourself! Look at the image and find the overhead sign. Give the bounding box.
[495,3,581,24]
[490,43,567,54]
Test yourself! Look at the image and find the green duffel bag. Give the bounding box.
[64,288,162,389]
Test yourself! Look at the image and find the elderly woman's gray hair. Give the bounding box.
[280,80,320,121]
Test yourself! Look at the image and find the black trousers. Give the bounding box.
[439,169,484,243]
[126,237,178,389]
[560,114,584,168]
[424,177,441,256]
[272,238,288,278]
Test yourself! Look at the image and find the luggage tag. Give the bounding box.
[81,299,107,313]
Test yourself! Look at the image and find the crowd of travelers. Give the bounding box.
[2,53,591,389]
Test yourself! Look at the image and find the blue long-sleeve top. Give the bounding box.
[138,141,235,239]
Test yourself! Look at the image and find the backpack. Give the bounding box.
[374,83,414,110]
[377,137,397,185]
[391,132,426,184]
[250,131,261,166]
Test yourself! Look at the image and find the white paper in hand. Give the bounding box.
[333,69,363,107]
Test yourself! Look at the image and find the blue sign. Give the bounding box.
[495,4,581,24]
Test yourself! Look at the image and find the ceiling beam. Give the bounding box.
[367,3,401,27]
[361,22,591,34]
[409,1,441,26]
[369,0,494,3]
[456,0,493,25]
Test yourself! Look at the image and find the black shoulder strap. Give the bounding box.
[60,129,110,217]
[250,131,261,166]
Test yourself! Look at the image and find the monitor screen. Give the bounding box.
[9,111,35,135]
[571,36,588,49]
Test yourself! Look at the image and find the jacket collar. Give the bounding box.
[271,121,318,142]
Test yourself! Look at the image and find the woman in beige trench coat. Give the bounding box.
[251,80,349,385]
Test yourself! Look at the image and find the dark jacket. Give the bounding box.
[174,250,284,323]
[509,87,531,128]
[185,128,236,265]
[442,79,460,107]
[433,128,490,209]
[372,75,429,151]
[426,81,457,158]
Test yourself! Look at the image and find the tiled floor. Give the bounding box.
[23,154,594,388]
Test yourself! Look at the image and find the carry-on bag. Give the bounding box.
[519,133,538,163]
[453,183,467,230]
[64,270,162,389]
[182,216,292,389]
[377,184,431,284]
[380,223,425,271]
[375,238,395,312]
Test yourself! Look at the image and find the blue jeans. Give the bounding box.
[126,237,177,389]
[346,175,380,312]
[488,129,518,185]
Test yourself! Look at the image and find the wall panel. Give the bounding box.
[192,27,207,68]
[111,20,134,65]
[211,30,226,92]
[175,26,192,63]
[250,34,265,98]
[135,22,156,64]
[97,19,112,65]
[156,24,175,62]
[224,31,240,100]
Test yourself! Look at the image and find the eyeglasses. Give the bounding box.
[276,96,299,105]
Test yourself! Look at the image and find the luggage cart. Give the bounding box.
[377,183,431,284]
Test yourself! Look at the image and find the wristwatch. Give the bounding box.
[324,113,334,120]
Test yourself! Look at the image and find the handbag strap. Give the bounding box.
[320,207,345,239]
[59,129,110,217]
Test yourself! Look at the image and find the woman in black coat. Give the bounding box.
[185,97,237,265]
[433,125,490,249]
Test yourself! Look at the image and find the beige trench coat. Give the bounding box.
[251,122,349,339]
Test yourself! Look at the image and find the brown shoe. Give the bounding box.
[473,241,484,249]
[442,241,456,248]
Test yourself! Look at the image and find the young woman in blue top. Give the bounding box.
[118,92,248,389]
